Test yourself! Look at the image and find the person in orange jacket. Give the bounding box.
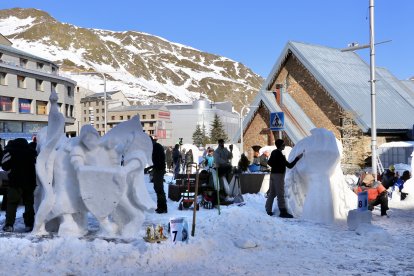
[354,173,389,216]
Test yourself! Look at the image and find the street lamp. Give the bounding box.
[77,72,107,134]
[240,105,258,154]
[340,0,386,180]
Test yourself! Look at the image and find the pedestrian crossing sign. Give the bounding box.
[270,112,284,131]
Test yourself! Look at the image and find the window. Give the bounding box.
[0,72,7,85]
[51,82,57,92]
[142,115,146,119]
[36,79,44,91]
[4,121,22,133]
[127,115,131,120]
[17,75,26,88]
[20,58,28,68]
[120,116,123,120]
[111,116,115,120]
[36,101,48,115]
[96,109,99,114]
[19,99,31,113]
[84,110,86,114]
[36,62,44,69]
[0,96,13,112]
[23,122,47,133]
[151,114,155,119]
[101,108,104,113]
[149,122,153,127]
[70,105,74,117]
[67,86,72,97]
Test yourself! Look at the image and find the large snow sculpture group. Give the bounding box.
[32,91,155,237]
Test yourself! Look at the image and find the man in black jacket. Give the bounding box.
[1,138,37,232]
[151,136,167,214]
[172,144,181,179]
[265,139,303,218]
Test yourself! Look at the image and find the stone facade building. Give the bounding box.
[236,41,414,171]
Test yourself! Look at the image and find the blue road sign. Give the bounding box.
[270,112,284,131]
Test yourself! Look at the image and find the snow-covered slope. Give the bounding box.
[0,8,263,110]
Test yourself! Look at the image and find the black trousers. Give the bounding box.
[6,185,35,227]
[153,168,167,210]
[368,191,388,215]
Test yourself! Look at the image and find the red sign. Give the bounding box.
[157,129,166,139]
[158,111,170,119]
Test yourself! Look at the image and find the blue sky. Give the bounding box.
[0,0,412,79]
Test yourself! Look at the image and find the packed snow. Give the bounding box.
[1,175,414,274]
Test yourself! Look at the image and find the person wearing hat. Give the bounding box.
[265,139,303,218]
[354,173,389,216]
[381,164,398,190]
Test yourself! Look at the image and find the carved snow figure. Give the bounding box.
[32,89,155,237]
[102,117,156,237]
[285,128,356,224]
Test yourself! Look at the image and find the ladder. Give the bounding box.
[376,154,384,175]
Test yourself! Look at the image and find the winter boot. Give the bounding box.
[2,225,13,232]
[279,209,294,218]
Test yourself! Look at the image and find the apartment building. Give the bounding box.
[0,34,76,143]
[79,90,130,136]
[108,105,172,145]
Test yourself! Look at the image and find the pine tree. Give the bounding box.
[192,124,204,147]
[201,124,210,145]
[209,113,228,143]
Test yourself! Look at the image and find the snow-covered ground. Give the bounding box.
[0,172,413,275]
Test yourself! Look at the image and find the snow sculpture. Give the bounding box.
[285,128,356,224]
[411,150,414,174]
[32,90,156,237]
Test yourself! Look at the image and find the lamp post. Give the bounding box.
[78,72,107,134]
[368,0,378,180]
[240,105,258,154]
[340,0,384,180]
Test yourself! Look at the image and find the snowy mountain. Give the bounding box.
[0,8,263,110]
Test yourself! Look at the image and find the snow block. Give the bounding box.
[347,209,372,231]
